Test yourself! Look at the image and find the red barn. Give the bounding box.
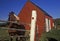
[18,1,54,41]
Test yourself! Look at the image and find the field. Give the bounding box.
[0,27,10,41]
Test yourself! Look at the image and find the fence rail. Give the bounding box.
[0,20,30,26]
[0,27,30,31]
[0,27,30,41]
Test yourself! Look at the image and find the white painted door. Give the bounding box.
[49,19,51,30]
[45,18,49,32]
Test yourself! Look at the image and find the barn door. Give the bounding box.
[45,18,50,32]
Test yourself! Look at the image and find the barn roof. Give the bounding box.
[26,1,52,18]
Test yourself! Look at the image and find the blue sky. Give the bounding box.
[0,0,60,20]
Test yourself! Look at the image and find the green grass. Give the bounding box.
[40,29,60,41]
[0,27,10,40]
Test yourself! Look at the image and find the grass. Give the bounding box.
[0,27,10,40]
[40,29,60,41]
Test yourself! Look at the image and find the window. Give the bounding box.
[45,18,51,32]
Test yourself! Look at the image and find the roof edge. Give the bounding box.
[30,1,53,18]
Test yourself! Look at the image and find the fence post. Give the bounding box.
[30,10,37,41]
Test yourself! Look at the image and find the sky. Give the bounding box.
[0,0,60,20]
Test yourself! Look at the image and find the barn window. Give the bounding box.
[49,19,51,30]
[45,18,51,32]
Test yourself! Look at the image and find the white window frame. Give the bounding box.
[45,18,51,32]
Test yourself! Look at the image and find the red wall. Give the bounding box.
[18,1,54,41]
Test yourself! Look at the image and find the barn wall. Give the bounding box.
[18,1,45,36]
[18,1,53,41]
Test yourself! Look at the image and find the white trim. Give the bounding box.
[30,10,37,41]
[45,18,52,32]
[45,18,49,32]
[49,19,51,30]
